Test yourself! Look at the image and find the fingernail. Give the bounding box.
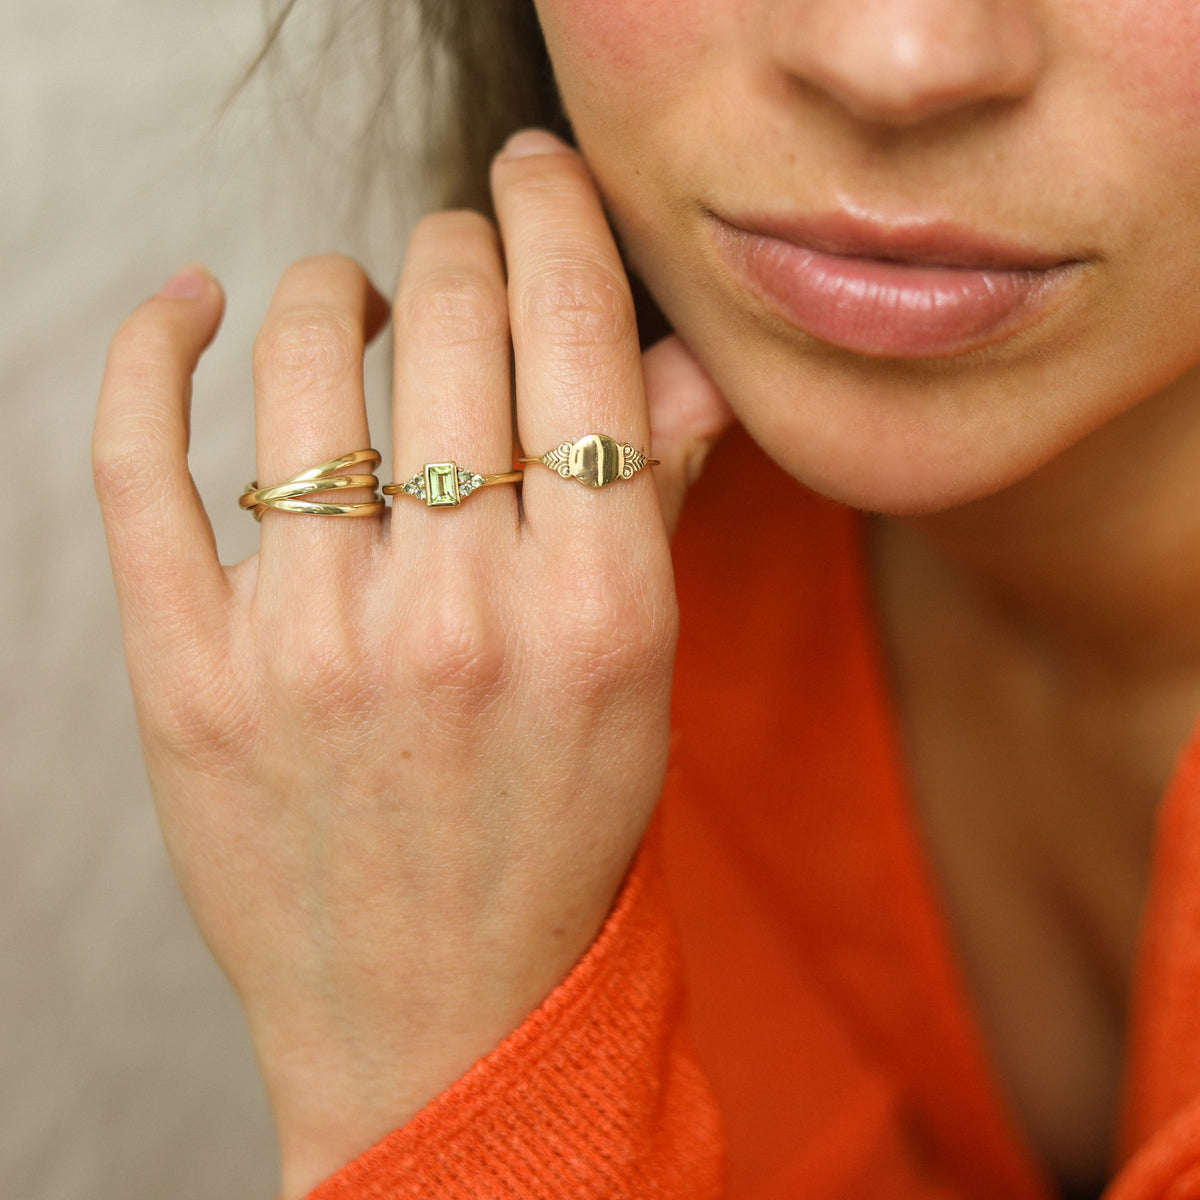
[501,129,572,160]
[158,264,211,299]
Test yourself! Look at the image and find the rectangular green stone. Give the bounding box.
[424,462,461,507]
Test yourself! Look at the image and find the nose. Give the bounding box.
[767,0,1044,126]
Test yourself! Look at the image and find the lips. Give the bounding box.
[710,211,1083,358]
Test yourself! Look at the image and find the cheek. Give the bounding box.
[534,0,729,206]
[1096,1,1200,125]
[535,0,706,86]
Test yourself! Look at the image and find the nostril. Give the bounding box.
[768,0,1043,128]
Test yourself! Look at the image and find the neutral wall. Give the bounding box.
[2,4,411,1196]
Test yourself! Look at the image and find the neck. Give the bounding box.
[868,366,1200,1188]
[907,364,1200,673]
[879,363,1200,808]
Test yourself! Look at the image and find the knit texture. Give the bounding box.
[304,428,1200,1199]
[305,839,723,1199]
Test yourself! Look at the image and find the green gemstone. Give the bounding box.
[424,462,461,507]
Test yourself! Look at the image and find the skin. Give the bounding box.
[532,0,1200,1188]
[538,0,1200,512]
[95,147,730,1198]
[95,0,1200,1194]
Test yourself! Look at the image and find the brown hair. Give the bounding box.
[249,0,570,217]
[418,0,570,211]
[250,1,666,336]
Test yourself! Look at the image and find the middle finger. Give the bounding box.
[388,210,518,553]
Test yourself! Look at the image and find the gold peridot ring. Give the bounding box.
[518,434,659,488]
[239,449,385,520]
[383,461,524,508]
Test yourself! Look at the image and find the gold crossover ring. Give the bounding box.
[383,462,523,508]
[518,434,659,488]
[239,448,385,520]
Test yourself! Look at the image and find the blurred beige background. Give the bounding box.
[2,3,413,1196]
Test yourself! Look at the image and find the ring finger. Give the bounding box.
[491,133,658,549]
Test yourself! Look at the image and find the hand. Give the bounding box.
[93,130,730,1198]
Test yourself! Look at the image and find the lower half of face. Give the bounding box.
[535,0,1200,514]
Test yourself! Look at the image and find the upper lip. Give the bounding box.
[710,208,1077,272]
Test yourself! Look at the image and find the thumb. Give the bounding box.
[644,335,734,535]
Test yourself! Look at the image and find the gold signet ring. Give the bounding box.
[239,449,385,520]
[518,434,659,488]
[382,462,524,508]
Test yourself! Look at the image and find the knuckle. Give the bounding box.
[153,675,258,773]
[396,268,508,350]
[502,150,592,208]
[92,430,162,513]
[546,566,677,704]
[287,251,364,278]
[107,310,165,367]
[399,596,509,714]
[411,208,496,249]
[136,641,257,772]
[104,318,184,406]
[272,621,374,716]
[253,309,361,395]
[519,262,635,350]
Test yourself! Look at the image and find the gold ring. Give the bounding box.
[383,462,523,508]
[518,434,659,488]
[240,449,385,520]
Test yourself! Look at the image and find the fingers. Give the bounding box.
[389,211,517,550]
[491,132,655,543]
[94,266,228,652]
[641,336,734,536]
[252,256,390,579]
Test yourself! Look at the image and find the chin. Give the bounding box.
[684,337,1092,518]
[744,419,1034,516]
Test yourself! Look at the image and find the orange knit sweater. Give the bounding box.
[307,429,1200,1200]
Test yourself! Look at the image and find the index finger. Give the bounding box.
[93,268,230,658]
[491,132,661,539]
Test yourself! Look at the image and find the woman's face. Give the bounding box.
[532,0,1200,513]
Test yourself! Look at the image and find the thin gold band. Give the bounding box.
[240,449,384,520]
[383,462,523,508]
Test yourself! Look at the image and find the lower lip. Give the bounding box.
[715,226,1076,358]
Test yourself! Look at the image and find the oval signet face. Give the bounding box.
[568,434,622,488]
